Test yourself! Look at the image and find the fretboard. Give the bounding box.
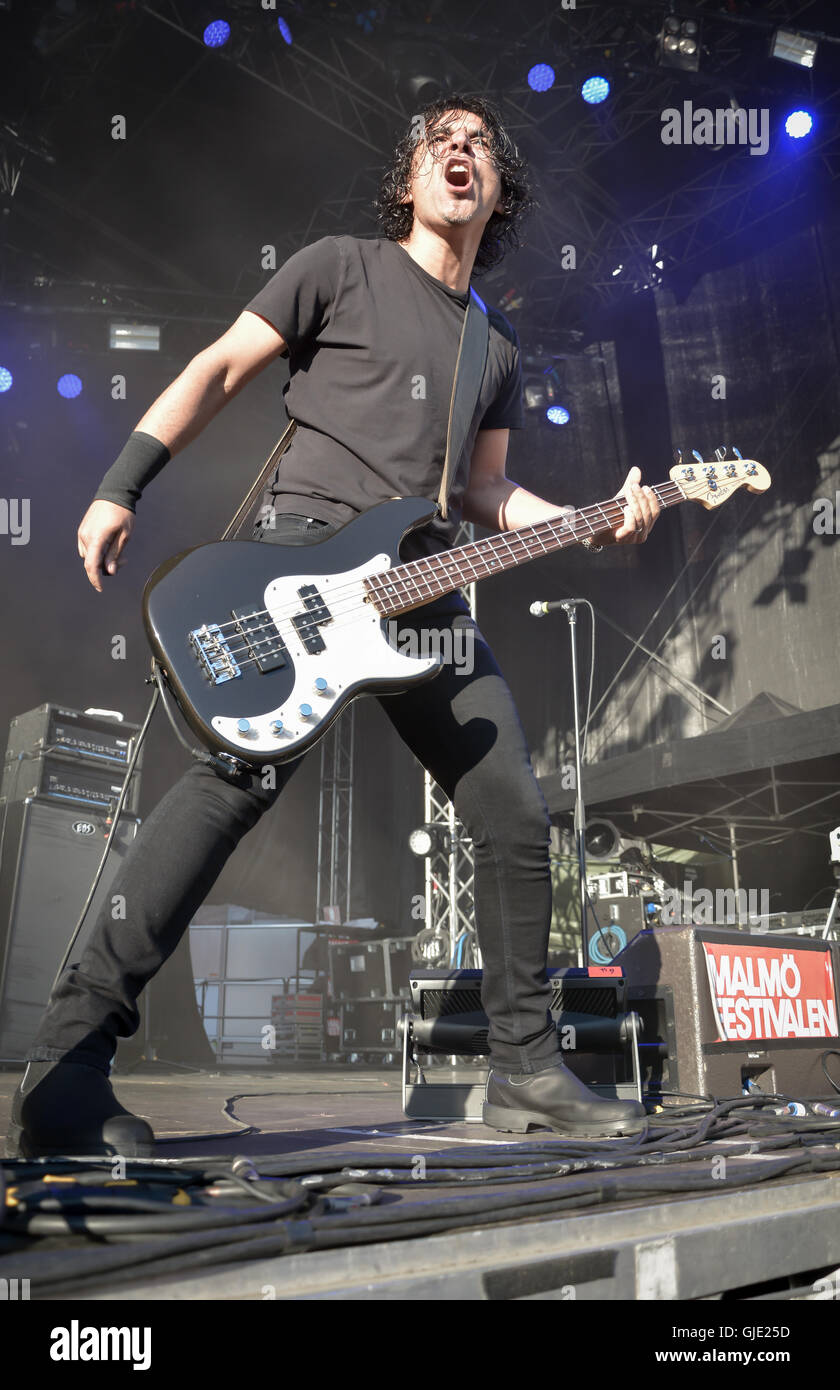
[364,481,686,616]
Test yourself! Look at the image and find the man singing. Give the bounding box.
[9,95,659,1159]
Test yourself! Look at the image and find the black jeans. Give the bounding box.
[29,514,559,1075]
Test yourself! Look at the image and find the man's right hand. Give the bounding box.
[78,500,135,592]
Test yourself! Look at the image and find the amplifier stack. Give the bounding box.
[0,703,143,1060]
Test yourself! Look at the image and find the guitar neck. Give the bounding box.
[364,479,686,616]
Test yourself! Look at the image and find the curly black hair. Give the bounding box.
[374,93,536,276]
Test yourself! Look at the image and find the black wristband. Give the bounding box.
[93,430,171,513]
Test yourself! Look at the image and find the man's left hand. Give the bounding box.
[596,466,660,546]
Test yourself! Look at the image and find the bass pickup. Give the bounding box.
[231,605,288,674]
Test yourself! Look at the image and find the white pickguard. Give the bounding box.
[211,554,439,755]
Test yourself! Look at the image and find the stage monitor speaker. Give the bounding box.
[617,924,840,1102]
[0,797,213,1067]
[587,894,652,966]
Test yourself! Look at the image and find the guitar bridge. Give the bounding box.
[189,623,242,684]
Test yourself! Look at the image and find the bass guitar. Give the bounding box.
[143,450,770,769]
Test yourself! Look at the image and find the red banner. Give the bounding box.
[702,941,838,1042]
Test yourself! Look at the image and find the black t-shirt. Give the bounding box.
[244,234,524,555]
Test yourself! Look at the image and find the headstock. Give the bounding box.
[669,446,771,510]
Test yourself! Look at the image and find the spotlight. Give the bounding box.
[658,12,701,72]
[528,63,555,93]
[785,109,814,139]
[109,323,160,352]
[524,359,567,415]
[277,17,293,44]
[584,818,622,861]
[771,29,817,68]
[203,20,231,48]
[546,405,570,425]
[57,373,82,399]
[406,73,445,105]
[581,76,610,105]
[408,825,451,857]
[524,380,548,410]
[0,366,12,393]
[523,371,560,412]
[390,43,453,111]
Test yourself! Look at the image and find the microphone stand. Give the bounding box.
[560,600,589,968]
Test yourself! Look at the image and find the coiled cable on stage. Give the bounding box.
[3,1096,840,1297]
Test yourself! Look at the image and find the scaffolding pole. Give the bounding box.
[315,705,355,925]
[418,523,479,969]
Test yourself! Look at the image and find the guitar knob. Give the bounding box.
[299,703,313,719]
[269,719,284,735]
[236,718,252,735]
[314,677,329,695]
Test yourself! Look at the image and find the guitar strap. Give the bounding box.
[223,283,489,539]
[437,286,490,519]
[222,417,298,541]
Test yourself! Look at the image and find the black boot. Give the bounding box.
[483,1057,647,1137]
[5,1060,156,1159]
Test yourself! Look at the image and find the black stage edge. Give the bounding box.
[2,1063,840,1311]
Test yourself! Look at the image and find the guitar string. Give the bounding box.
[202,481,690,662]
[180,467,762,683]
[211,493,673,671]
[201,474,756,677]
[204,473,760,679]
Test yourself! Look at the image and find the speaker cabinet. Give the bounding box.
[587,894,651,966]
[0,798,140,1059]
[617,925,840,1101]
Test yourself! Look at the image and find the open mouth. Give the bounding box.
[443,158,473,191]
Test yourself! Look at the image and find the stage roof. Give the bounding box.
[539,693,840,854]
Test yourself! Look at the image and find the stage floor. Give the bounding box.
[2,1063,840,1301]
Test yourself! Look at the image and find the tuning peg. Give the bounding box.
[691,448,704,463]
[714,446,727,461]
[672,446,683,465]
[732,445,742,460]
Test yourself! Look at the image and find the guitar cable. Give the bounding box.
[149,657,254,782]
[49,658,254,996]
[50,675,160,992]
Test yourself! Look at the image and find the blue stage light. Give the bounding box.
[0,367,12,393]
[277,17,292,43]
[785,109,814,139]
[203,20,231,48]
[527,64,555,93]
[57,374,83,399]
[581,76,610,105]
[546,406,570,426]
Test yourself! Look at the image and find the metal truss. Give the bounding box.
[141,1,407,155]
[415,522,479,970]
[417,770,478,969]
[315,704,356,925]
[7,0,838,342]
[192,0,840,335]
[598,96,840,277]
